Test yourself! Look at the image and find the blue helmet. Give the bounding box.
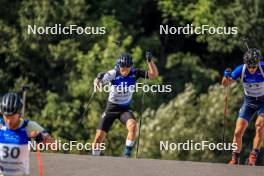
[115,53,133,68]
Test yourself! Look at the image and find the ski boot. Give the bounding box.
[124,146,133,158]
[246,150,259,166]
[228,152,240,165]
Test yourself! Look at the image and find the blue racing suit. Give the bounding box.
[230,62,264,122]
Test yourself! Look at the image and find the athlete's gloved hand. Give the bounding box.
[146,51,152,62]
[224,68,232,78]
[222,68,232,87]
[96,72,105,81]
[94,72,104,87]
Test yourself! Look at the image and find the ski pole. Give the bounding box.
[79,86,96,123]
[21,85,30,118]
[113,40,121,53]
[21,85,43,176]
[242,38,250,51]
[136,51,150,158]
[113,40,122,68]
[36,144,44,176]
[222,79,230,143]
[80,73,104,123]
[80,41,120,122]
[136,71,147,158]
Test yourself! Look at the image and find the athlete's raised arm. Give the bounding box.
[146,51,159,79]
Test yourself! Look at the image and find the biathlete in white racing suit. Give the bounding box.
[92,52,159,157]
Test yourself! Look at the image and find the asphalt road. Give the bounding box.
[30,153,264,176]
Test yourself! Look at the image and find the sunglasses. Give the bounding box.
[247,66,258,69]
[119,64,132,68]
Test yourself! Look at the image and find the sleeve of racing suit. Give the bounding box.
[231,64,243,81]
[100,69,117,85]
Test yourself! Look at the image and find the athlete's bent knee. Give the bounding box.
[255,123,264,137]
[127,119,137,132]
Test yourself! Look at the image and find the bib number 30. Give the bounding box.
[2,146,20,159]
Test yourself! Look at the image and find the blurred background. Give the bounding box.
[0,0,264,163]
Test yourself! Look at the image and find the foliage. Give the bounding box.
[0,0,263,162]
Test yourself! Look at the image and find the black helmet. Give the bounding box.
[243,48,262,67]
[0,92,23,116]
[116,53,133,68]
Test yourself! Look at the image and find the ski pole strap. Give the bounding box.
[241,64,246,81]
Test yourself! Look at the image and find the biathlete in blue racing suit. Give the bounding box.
[222,48,264,166]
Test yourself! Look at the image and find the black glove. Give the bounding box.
[97,72,105,80]
[146,51,152,62]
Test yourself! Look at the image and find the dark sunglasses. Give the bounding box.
[247,66,258,69]
[119,64,132,68]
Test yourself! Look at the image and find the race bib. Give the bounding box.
[0,143,30,176]
[243,82,264,97]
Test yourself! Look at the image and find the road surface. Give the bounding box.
[30,153,263,176]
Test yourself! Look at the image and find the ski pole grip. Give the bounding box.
[146,51,152,62]
[22,85,31,92]
[224,68,232,77]
[96,72,105,81]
